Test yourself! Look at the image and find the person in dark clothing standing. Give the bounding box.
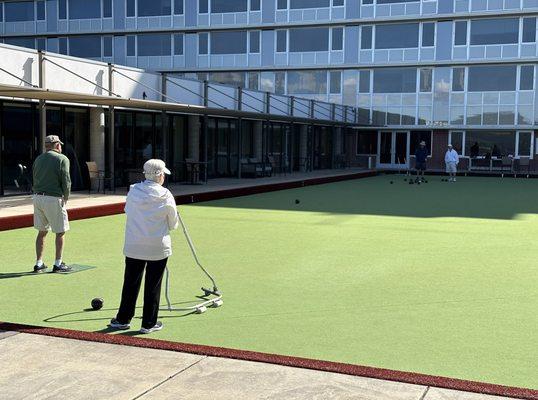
[414,140,429,182]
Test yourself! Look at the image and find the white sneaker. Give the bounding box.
[140,321,163,334]
[108,318,130,330]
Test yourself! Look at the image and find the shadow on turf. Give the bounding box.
[198,175,538,220]
[43,302,198,324]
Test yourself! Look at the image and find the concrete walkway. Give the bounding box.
[0,330,511,400]
[0,168,370,219]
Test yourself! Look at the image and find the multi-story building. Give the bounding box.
[0,0,537,174]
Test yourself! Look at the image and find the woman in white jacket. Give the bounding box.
[109,159,179,334]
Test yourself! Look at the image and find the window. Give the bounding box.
[287,71,327,94]
[69,35,102,58]
[277,0,288,9]
[250,0,261,10]
[373,68,417,93]
[275,72,286,94]
[174,0,184,14]
[103,36,113,57]
[276,30,287,52]
[209,72,246,87]
[5,1,34,22]
[59,37,68,55]
[103,0,112,17]
[37,37,46,51]
[137,33,171,56]
[410,131,432,155]
[199,32,208,54]
[465,131,515,157]
[332,27,343,51]
[290,0,330,8]
[69,0,101,19]
[36,1,45,20]
[127,35,136,56]
[420,69,432,92]
[359,70,370,93]
[4,37,35,49]
[138,0,171,16]
[454,21,467,45]
[356,132,377,154]
[448,131,463,154]
[174,34,184,55]
[58,0,67,19]
[333,0,344,5]
[199,0,208,13]
[375,23,419,49]
[361,26,372,49]
[517,132,532,157]
[520,66,534,90]
[211,0,247,12]
[0,5,3,21]
[330,71,341,94]
[452,68,465,91]
[248,72,259,89]
[362,0,373,4]
[523,18,536,43]
[468,65,517,92]
[422,23,435,47]
[470,18,519,45]
[377,0,419,3]
[126,0,135,16]
[289,27,329,52]
[210,31,247,54]
[249,31,260,53]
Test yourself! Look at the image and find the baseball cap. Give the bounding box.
[448,143,453,147]
[45,135,64,145]
[143,159,171,176]
[420,141,426,145]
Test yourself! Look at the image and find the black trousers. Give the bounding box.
[116,257,168,329]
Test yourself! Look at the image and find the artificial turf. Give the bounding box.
[0,175,537,390]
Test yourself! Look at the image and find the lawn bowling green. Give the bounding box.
[0,175,537,391]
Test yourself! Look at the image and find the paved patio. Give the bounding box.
[0,330,513,400]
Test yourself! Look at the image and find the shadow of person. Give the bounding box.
[0,271,38,279]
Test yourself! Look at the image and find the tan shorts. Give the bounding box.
[446,162,458,173]
[33,195,70,233]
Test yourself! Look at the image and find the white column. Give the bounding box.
[89,107,106,190]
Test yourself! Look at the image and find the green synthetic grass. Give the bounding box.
[1,175,537,389]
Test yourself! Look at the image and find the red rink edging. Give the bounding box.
[0,322,536,400]
[0,171,376,231]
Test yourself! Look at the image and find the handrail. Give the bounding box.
[113,68,181,103]
[166,77,227,109]
[0,67,38,88]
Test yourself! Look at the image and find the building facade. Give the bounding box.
[0,0,537,174]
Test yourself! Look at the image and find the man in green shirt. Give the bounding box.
[32,135,72,273]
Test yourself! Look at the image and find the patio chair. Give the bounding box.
[515,157,531,178]
[14,164,32,192]
[86,161,113,194]
[500,156,513,177]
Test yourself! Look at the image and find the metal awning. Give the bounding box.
[0,83,362,127]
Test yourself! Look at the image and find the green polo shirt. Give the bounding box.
[32,150,71,200]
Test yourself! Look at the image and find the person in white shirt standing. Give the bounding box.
[445,144,460,182]
[109,159,179,334]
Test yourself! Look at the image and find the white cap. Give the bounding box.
[448,143,453,147]
[143,159,171,176]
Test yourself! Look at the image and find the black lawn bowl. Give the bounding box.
[409,180,414,185]
[390,181,393,184]
[295,199,300,204]
[91,298,104,311]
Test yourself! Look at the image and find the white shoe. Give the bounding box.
[140,321,163,334]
